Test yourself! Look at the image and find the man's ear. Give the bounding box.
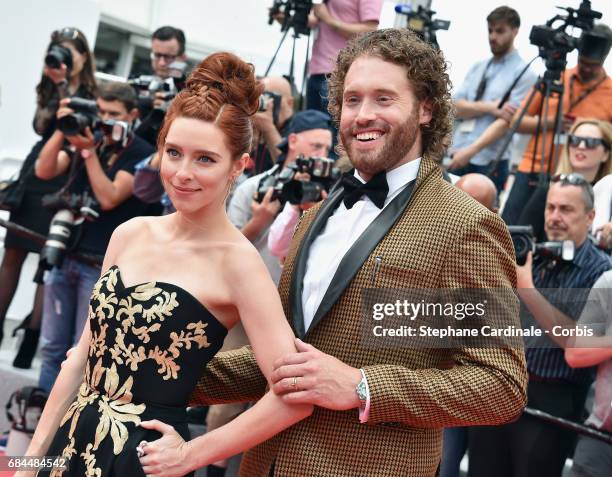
[129,108,140,122]
[419,100,433,126]
[287,132,298,152]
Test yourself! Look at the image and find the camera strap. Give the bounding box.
[473,59,494,102]
[568,74,607,112]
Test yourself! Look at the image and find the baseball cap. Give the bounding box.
[277,109,332,152]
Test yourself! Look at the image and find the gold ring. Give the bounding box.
[291,376,298,390]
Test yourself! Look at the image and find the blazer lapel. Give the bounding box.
[304,179,417,338]
[289,188,345,338]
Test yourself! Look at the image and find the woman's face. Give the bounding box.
[61,41,86,78]
[568,123,608,174]
[160,117,245,214]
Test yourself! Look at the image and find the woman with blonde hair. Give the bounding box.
[515,118,612,241]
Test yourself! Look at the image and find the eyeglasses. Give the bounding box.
[51,27,80,42]
[551,173,589,185]
[150,52,178,62]
[568,135,610,150]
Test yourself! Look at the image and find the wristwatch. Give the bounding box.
[356,369,368,406]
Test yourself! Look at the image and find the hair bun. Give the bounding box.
[187,52,262,116]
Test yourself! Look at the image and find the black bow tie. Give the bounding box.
[341,171,389,209]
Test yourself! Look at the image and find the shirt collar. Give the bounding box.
[354,158,421,197]
[491,48,519,65]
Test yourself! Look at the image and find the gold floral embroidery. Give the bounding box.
[109,329,147,371]
[60,360,101,439]
[81,443,102,477]
[94,363,145,454]
[49,437,75,477]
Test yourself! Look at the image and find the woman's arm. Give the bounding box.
[36,129,71,179]
[15,228,124,477]
[140,245,312,476]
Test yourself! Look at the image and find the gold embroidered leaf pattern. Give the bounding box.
[81,443,102,477]
[116,296,143,332]
[168,326,210,358]
[93,363,145,454]
[131,282,163,301]
[109,329,146,371]
[133,323,162,343]
[94,292,118,322]
[60,360,101,439]
[89,323,108,358]
[141,291,179,324]
[50,437,75,477]
[148,346,180,380]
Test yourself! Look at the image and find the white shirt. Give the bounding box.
[301,159,421,331]
[593,174,612,234]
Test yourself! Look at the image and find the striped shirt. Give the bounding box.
[525,238,612,383]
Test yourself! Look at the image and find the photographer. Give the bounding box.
[134,26,187,146]
[447,6,537,192]
[35,82,155,392]
[229,109,332,283]
[469,175,612,477]
[0,27,97,369]
[302,0,383,113]
[250,76,295,174]
[502,23,612,225]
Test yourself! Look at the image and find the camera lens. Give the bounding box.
[282,180,322,205]
[44,45,73,70]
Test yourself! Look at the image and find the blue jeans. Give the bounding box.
[452,160,509,194]
[501,171,540,225]
[440,427,468,477]
[306,74,329,114]
[39,257,100,392]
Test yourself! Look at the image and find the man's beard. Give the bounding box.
[340,106,420,177]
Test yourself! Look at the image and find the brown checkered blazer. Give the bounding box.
[190,155,528,477]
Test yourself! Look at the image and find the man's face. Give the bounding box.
[544,183,594,246]
[96,98,136,125]
[488,22,517,57]
[339,55,431,179]
[287,128,333,162]
[577,56,604,83]
[151,38,183,79]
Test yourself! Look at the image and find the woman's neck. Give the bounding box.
[574,165,599,183]
[68,76,81,95]
[167,204,231,241]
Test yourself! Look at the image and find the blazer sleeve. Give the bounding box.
[189,345,268,406]
[363,210,528,428]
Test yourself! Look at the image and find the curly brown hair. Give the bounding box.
[328,28,453,161]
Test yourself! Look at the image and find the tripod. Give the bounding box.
[265,20,312,110]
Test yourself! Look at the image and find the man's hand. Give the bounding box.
[596,222,612,250]
[67,126,96,151]
[153,92,170,110]
[313,3,337,28]
[447,146,477,171]
[271,338,362,411]
[499,103,518,124]
[251,98,276,134]
[56,98,75,121]
[516,251,535,290]
[43,64,68,85]
[250,187,281,227]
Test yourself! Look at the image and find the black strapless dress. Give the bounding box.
[39,266,228,477]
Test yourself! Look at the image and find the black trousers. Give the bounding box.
[468,379,590,477]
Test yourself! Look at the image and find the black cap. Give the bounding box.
[277,110,332,152]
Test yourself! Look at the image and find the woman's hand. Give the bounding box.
[138,420,193,477]
[43,64,68,85]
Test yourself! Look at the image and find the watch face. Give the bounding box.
[356,380,367,400]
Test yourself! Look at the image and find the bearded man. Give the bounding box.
[184,28,528,477]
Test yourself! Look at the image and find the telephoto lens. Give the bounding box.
[40,209,75,268]
[44,44,73,70]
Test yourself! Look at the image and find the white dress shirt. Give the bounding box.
[301,158,421,331]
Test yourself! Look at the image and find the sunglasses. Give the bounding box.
[568,135,610,150]
[51,27,81,42]
[150,52,178,62]
[551,173,588,186]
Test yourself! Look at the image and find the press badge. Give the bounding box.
[457,119,476,133]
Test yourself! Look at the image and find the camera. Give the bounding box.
[129,61,188,112]
[256,155,339,205]
[529,0,602,78]
[45,44,73,70]
[57,98,98,136]
[258,91,282,127]
[268,0,315,37]
[36,191,99,278]
[509,225,575,266]
[395,4,450,49]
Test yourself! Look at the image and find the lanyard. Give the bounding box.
[568,74,607,112]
